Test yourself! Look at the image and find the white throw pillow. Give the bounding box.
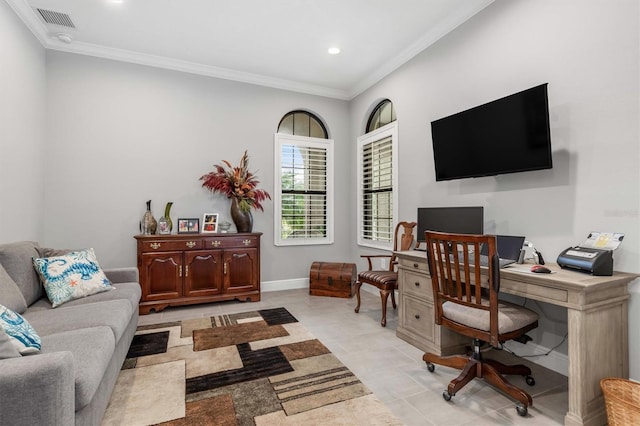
[33,248,113,308]
[0,303,41,355]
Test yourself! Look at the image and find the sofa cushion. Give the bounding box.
[0,241,43,306]
[0,263,28,314]
[33,248,113,308]
[41,326,115,410]
[0,327,21,359]
[24,299,133,342]
[0,303,41,354]
[28,282,141,313]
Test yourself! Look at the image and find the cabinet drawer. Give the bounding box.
[401,269,433,300]
[141,239,203,252]
[399,256,429,272]
[400,295,435,343]
[203,236,259,249]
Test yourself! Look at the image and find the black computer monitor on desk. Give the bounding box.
[416,206,484,249]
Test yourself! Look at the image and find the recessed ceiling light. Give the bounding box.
[328,47,341,55]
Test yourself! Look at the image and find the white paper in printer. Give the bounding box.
[577,232,624,251]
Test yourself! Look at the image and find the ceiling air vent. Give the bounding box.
[36,8,75,29]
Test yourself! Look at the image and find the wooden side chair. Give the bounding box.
[354,221,416,327]
[423,231,539,416]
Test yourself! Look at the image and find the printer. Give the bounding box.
[557,232,624,276]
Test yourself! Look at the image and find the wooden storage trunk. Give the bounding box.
[309,262,356,298]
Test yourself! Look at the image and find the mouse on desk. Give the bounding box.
[531,265,551,274]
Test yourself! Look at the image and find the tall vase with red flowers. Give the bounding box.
[200,150,270,233]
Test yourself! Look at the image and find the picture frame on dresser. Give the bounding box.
[177,218,199,234]
[202,213,219,233]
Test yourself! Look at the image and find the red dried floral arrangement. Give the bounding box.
[200,150,271,212]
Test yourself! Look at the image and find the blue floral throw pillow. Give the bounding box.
[33,248,113,308]
[0,303,41,354]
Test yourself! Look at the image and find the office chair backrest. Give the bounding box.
[424,231,501,346]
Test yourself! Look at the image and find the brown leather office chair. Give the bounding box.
[354,221,416,327]
[422,231,539,416]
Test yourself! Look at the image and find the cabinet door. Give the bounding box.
[184,250,223,297]
[224,248,258,292]
[141,252,182,301]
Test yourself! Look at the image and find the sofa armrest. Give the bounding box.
[0,352,75,425]
[104,267,139,283]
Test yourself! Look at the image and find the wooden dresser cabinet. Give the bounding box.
[134,233,261,314]
[395,250,468,356]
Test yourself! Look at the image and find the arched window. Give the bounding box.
[275,111,334,246]
[358,100,398,247]
[366,99,396,133]
[278,110,328,138]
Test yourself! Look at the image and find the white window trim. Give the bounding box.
[274,133,334,246]
[357,121,398,250]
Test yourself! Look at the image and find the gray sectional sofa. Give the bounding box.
[0,241,141,426]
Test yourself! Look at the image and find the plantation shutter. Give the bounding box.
[361,136,393,243]
[280,143,328,240]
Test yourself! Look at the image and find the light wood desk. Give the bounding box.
[395,250,638,426]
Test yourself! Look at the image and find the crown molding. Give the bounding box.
[347,0,494,99]
[7,0,492,101]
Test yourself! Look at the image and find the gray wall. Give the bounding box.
[0,1,46,242]
[350,0,639,377]
[43,52,352,284]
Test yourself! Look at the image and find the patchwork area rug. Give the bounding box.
[102,308,402,425]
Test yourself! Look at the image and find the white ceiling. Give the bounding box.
[8,0,494,100]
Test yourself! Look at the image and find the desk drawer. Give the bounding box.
[401,269,432,300]
[399,256,429,272]
[502,278,568,303]
[400,295,435,342]
[141,239,202,251]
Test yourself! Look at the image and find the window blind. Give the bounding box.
[361,136,393,242]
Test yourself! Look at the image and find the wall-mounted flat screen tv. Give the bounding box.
[416,206,484,244]
[431,83,552,181]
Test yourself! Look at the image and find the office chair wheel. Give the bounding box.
[525,375,535,386]
[426,362,435,372]
[516,403,528,417]
[442,391,452,401]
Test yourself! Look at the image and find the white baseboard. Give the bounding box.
[261,278,308,292]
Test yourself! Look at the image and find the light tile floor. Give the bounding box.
[138,289,568,425]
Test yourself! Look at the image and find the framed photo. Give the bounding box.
[202,213,219,233]
[177,218,199,234]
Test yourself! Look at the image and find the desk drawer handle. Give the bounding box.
[186,241,196,248]
[243,239,252,246]
[414,282,420,287]
[150,242,161,250]
[413,263,419,268]
[211,240,221,247]
[415,314,420,320]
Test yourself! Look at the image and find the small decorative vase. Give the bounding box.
[164,202,173,232]
[141,200,157,235]
[230,197,253,233]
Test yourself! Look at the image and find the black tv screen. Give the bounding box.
[416,206,484,243]
[431,83,552,181]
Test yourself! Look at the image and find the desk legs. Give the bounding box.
[564,297,628,426]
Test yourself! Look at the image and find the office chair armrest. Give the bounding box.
[360,254,391,270]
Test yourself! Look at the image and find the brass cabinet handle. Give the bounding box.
[211,240,221,247]
[179,266,182,277]
[150,242,161,250]
[186,241,196,248]
[185,265,189,277]
[224,262,227,275]
[243,239,251,246]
